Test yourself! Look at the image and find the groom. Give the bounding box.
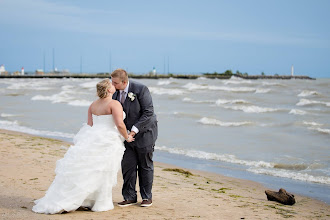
[111,68,158,207]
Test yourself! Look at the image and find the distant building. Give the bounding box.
[0,64,8,75]
[149,67,157,76]
[36,69,44,75]
[62,69,70,74]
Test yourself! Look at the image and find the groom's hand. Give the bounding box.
[129,131,136,137]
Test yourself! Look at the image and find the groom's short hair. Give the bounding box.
[111,68,128,82]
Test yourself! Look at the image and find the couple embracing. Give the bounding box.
[32,68,158,214]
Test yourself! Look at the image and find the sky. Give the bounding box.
[0,0,329,78]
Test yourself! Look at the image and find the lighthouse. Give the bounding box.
[0,64,5,74]
[152,67,156,75]
[291,65,294,76]
[21,67,25,75]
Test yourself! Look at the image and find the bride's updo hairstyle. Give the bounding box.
[96,79,112,99]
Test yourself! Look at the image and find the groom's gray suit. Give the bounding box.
[113,80,158,201]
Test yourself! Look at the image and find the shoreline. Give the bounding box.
[0,129,329,219]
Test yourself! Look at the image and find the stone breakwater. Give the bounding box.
[0,74,315,80]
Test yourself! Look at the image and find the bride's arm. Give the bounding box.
[112,101,134,142]
[87,105,93,126]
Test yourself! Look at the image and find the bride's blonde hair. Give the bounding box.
[96,79,112,98]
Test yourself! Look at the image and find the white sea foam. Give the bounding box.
[182,83,206,90]
[155,145,273,168]
[156,145,330,184]
[182,83,257,93]
[31,89,91,106]
[223,105,279,113]
[302,121,330,135]
[6,81,53,90]
[215,99,249,105]
[68,100,92,107]
[157,80,171,85]
[223,78,252,85]
[308,127,330,135]
[289,109,307,115]
[255,88,271,93]
[298,90,321,97]
[261,82,285,87]
[303,121,323,127]
[61,85,75,90]
[31,91,71,103]
[182,97,214,104]
[1,113,19,117]
[296,99,330,107]
[149,87,185,95]
[198,117,252,127]
[79,81,99,89]
[247,168,330,185]
[197,77,207,80]
[0,120,74,139]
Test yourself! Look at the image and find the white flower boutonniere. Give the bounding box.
[128,92,136,101]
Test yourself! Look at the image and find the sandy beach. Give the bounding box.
[0,129,329,220]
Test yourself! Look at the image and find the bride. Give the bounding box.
[32,79,134,214]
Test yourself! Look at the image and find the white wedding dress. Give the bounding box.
[32,114,125,214]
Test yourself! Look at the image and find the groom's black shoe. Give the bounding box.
[140,199,152,207]
[118,200,137,207]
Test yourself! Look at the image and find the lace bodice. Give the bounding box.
[92,112,126,129]
[92,114,116,128]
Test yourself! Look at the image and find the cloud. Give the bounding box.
[0,0,328,48]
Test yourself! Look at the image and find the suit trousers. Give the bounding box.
[121,142,154,201]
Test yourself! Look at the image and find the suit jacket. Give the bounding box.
[113,80,158,148]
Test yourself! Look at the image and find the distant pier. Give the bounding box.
[0,74,315,80]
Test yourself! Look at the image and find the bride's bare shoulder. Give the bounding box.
[109,100,122,110]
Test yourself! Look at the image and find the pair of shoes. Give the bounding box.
[118,200,137,207]
[140,199,152,207]
[80,206,91,211]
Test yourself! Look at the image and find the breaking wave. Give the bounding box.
[215,99,249,105]
[149,87,185,95]
[302,121,330,135]
[68,100,92,107]
[298,90,321,97]
[0,120,74,139]
[182,97,214,104]
[308,127,330,135]
[296,99,330,107]
[198,117,253,127]
[155,145,330,185]
[155,145,273,168]
[79,81,100,89]
[157,80,172,85]
[289,109,307,115]
[1,113,20,117]
[223,105,279,113]
[248,168,330,185]
[182,83,257,93]
[255,88,271,93]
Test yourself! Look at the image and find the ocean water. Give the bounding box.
[0,76,329,203]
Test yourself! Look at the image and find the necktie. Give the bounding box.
[120,91,126,104]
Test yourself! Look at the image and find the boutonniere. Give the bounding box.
[127,92,136,101]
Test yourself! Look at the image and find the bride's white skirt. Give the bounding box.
[32,123,125,214]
